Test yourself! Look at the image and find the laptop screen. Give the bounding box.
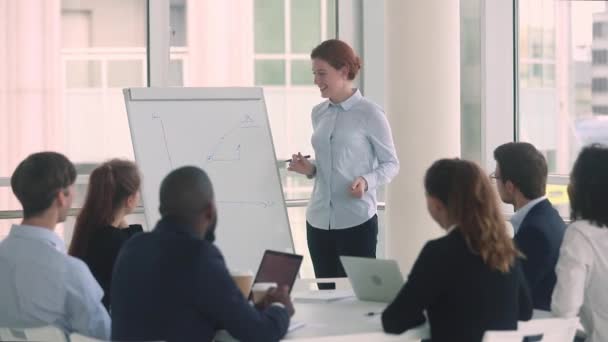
[251,250,303,295]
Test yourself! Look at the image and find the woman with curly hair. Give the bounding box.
[382,158,532,342]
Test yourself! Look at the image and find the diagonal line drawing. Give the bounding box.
[152,114,174,169]
[204,114,260,164]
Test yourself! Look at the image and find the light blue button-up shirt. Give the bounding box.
[0,225,110,339]
[307,89,400,229]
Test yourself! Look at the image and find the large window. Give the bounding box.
[1,0,337,278]
[518,0,608,216]
[460,0,483,163]
[0,0,147,240]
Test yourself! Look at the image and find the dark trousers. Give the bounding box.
[307,215,378,289]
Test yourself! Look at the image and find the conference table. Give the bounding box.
[285,295,430,341]
[215,278,430,341]
[216,278,586,341]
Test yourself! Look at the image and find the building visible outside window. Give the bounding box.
[592,49,608,65]
[592,105,608,115]
[518,0,608,216]
[592,77,608,92]
[593,22,605,38]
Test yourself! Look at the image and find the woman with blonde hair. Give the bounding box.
[69,159,143,310]
[382,158,532,342]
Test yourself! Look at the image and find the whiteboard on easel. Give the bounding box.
[123,87,294,271]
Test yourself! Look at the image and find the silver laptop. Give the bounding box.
[340,256,405,303]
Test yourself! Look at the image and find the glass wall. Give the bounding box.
[517,0,608,216]
[0,0,337,277]
[0,0,147,239]
[461,0,483,163]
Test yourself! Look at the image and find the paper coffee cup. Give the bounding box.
[231,270,254,299]
[251,282,278,304]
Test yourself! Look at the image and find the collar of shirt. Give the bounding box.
[510,196,547,234]
[9,224,66,253]
[154,216,203,240]
[446,224,458,234]
[328,88,362,111]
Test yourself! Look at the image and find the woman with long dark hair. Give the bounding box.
[552,144,608,342]
[69,159,143,310]
[382,159,532,341]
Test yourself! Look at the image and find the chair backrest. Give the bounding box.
[0,326,67,342]
[483,317,580,342]
[69,333,106,342]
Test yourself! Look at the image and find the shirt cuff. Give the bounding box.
[361,173,377,191]
[271,302,286,309]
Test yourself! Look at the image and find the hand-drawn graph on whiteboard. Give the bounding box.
[124,87,294,272]
[151,112,272,208]
[205,114,260,163]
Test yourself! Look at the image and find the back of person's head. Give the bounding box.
[311,39,361,80]
[70,159,141,258]
[493,142,547,200]
[159,166,216,239]
[570,144,608,228]
[424,158,520,273]
[11,152,76,219]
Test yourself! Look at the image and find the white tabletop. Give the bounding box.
[215,278,429,341]
[286,297,429,341]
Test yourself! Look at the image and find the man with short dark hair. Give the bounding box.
[111,166,294,342]
[493,142,566,311]
[0,152,110,339]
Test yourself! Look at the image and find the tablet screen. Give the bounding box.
[251,250,303,296]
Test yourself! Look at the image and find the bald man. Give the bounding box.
[111,166,293,342]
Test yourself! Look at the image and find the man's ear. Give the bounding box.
[504,180,516,194]
[56,188,68,208]
[203,202,216,221]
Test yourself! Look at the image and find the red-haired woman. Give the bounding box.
[289,39,399,288]
[69,159,143,310]
[382,159,532,341]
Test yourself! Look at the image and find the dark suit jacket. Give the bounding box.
[382,229,533,342]
[111,217,290,342]
[514,198,566,311]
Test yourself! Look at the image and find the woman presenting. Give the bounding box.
[289,39,399,288]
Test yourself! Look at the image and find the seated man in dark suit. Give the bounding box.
[111,166,294,342]
[493,142,566,311]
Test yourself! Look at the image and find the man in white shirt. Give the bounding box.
[0,152,110,339]
[493,142,566,311]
